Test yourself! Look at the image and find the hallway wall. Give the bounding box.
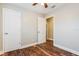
[46,17,53,40]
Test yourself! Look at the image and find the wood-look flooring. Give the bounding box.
[0,40,77,56]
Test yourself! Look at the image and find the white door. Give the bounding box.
[38,16,46,43]
[3,8,21,52]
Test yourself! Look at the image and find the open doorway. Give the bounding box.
[46,17,53,46]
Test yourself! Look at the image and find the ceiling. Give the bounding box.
[10,3,65,15]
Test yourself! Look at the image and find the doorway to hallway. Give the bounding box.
[46,17,53,46]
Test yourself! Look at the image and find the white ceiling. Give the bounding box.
[10,3,65,15]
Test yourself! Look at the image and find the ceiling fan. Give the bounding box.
[32,3,48,8]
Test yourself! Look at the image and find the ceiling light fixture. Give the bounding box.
[51,5,56,8]
[32,3,48,8]
[40,3,44,6]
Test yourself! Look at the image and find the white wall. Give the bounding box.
[21,11,39,46]
[46,4,79,52]
[1,4,43,49]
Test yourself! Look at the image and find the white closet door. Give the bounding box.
[38,16,46,43]
[3,8,21,52]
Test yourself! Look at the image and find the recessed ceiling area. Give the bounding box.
[6,3,65,15]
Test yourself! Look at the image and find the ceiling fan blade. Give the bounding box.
[32,3,38,6]
[44,3,48,8]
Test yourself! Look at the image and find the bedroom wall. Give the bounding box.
[21,10,39,46]
[46,3,79,53]
[1,4,43,48]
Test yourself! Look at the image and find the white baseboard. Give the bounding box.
[2,41,46,53]
[54,44,79,55]
[20,42,38,49]
[20,41,46,49]
[2,42,39,53]
[37,42,44,44]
